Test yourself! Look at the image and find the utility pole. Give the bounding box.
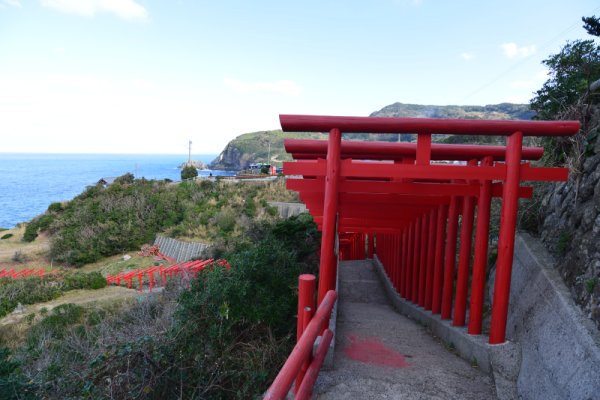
[188,140,192,164]
[267,140,271,165]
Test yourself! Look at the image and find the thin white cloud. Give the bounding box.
[224,78,303,96]
[509,69,549,90]
[2,0,22,7]
[460,52,474,61]
[501,42,536,59]
[40,0,148,21]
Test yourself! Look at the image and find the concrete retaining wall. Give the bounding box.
[154,236,207,262]
[373,232,600,400]
[267,202,307,219]
[504,233,600,400]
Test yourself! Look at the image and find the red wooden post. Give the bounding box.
[468,156,494,335]
[490,131,523,344]
[441,196,460,320]
[148,271,155,292]
[394,233,402,292]
[405,224,414,300]
[416,133,432,165]
[297,274,316,342]
[400,228,407,298]
[432,204,448,314]
[296,305,313,393]
[373,233,377,255]
[137,273,143,293]
[367,232,374,258]
[418,213,429,307]
[411,218,421,303]
[361,233,366,259]
[317,128,341,306]
[453,162,477,326]
[425,207,438,310]
[388,235,398,287]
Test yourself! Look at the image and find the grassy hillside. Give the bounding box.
[210,130,327,170]
[22,176,297,266]
[346,102,535,143]
[211,103,534,169]
[370,102,534,120]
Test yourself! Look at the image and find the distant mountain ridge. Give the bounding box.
[370,102,534,120]
[210,102,534,170]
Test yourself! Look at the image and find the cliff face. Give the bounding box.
[211,142,252,170]
[538,108,600,330]
[209,130,327,171]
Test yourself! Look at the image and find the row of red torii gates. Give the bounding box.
[265,114,579,399]
[282,114,579,344]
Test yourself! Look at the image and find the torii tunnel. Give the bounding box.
[280,114,580,345]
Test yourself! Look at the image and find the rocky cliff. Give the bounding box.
[537,106,600,329]
[209,130,326,171]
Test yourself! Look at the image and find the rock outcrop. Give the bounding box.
[540,150,600,329]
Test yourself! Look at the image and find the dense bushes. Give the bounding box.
[1,215,320,399]
[63,272,107,290]
[41,175,293,266]
[0,347,35,400]
[0,271,107,318]
[22,214,54,242]
[0,277,62,318]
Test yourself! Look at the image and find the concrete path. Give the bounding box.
[314,260,496,400]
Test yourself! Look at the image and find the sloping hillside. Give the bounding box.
[210,130,327,170]
[210,103,534,170]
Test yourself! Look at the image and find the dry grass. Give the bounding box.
[78,253,161,275]
[0,226,53,269]
[0,286,140,348]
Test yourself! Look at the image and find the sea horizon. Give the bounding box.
[0,153,225,229]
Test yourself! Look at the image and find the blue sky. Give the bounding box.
[1,0,598,154]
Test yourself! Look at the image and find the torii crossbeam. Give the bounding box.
[280,114,579,345]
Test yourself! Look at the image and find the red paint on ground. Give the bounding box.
[343,334,409,368]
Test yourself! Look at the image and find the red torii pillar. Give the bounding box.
[489,131,523,344]
[317,128,341,306]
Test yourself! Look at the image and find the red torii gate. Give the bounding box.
[280,114,579,345]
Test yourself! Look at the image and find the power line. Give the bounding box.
[459,6,600,103]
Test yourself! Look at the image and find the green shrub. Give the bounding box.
[22,223,39,243]
[63,272,107,290]
[30,304,85,340]
[0,233,12,240]
[0,347,36,399]
[266,205,279,216]
[558,231,571,255]
[114,173,135,185]
[0,277,62,318]
[585,277,598,294]
[47,202,63,213]
[180,165,198,180]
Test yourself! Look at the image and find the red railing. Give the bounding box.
[105,259,229,292]
[264,277,337,400]
[0,267,59,279]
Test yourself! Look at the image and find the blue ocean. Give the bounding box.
[0,153,230,229]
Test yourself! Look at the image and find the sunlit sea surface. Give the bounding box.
[0,153,230,228]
